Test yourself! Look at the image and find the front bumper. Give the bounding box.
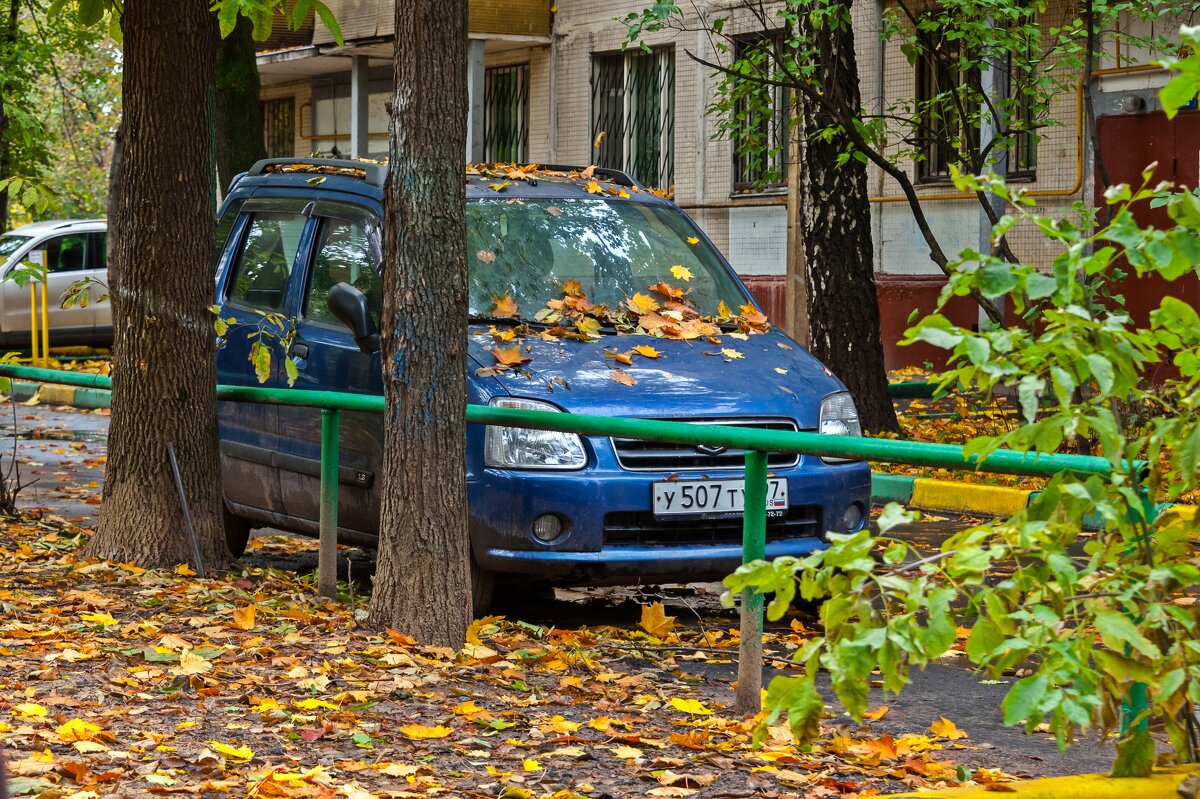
[467,445,871,585]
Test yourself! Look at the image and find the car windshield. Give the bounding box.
[466,199,749,320]
[0,235,31,264]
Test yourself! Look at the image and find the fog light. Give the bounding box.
[532,514,564,542]
[841,504,864,531]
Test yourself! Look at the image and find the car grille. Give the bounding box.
[610,418,801,471]
[603,506,822,546]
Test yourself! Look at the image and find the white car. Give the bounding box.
[0,219,111,348]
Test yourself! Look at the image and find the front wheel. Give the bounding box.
[470,556,496,617]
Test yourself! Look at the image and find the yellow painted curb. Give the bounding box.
[910,478,1031,517]
[39,384,77,405]
[881,764,1200,798]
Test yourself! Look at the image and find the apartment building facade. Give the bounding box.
[253,0,1198,369]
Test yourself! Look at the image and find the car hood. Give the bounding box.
[467,326,843,427]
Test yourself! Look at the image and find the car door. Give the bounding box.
[0,232,98,345]
[215,197,315,519]
[276,201,385,536]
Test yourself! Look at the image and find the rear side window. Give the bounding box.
[227,212,306,311]
[304,215,383,327]
[43,234,89,272]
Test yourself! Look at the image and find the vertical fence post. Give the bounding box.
[735,449,769,715]
[1121,483,1157,734]
[318,408,340,599]
[29,282,39,367]
[39,279,49,365]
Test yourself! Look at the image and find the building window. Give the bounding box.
[591,47,675,191]
[262,98,295,158]
[915,35,1038,181]
[484,64,529,163]
[914,38,979,181]
[732,32,791,192]
[1005,52,1038,177]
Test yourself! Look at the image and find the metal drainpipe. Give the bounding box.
[873,0,886,276]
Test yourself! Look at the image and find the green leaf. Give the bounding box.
[978,262,1020,298]
[1094,610,1158,659]
[1084,353,1115,395]
[312,0,344,47]
[1110,729,1154,777]
[77,0,107,26]
[1160,72,1200,119]
[1002,672,1048,726]
[763,674,823,745]
[284,356,300,387]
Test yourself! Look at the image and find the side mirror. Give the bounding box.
[328,282,380,354]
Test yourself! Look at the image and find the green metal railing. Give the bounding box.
[0,363,1138,717]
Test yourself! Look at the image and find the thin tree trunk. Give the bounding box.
[215,15,265,192]
[369,0,471,645]
[85,0,229,569]
[0,0,20,232]
[797,2,899,434]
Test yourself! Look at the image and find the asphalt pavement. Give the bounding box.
[0,402,1123,778]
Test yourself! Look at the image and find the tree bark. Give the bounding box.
[796,3,899,433]
[215,15,265,193]
[368,0,471,645]
[84,0,229,569]
[0,0,20,232]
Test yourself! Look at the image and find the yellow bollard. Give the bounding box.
[29,282,39,366]
[40,277,49,367]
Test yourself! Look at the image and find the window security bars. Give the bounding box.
[591,48,675,191]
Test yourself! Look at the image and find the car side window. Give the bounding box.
[304,217,383,327]
[88,232,107,271]
[43,234,89,273]
[227,212,307,312]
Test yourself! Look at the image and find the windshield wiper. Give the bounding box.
[467,314,552,328]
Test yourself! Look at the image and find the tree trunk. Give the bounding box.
[368,0,471,645]
[84,0,229,569]
[0,0,20,232]
[215,15,265,192]
[797,2,899,434]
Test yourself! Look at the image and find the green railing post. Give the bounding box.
[318,408,340,600]
[1121,483,1157,735]
[735,449,769,715]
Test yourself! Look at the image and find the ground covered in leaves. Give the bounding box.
[0,519,1015,799]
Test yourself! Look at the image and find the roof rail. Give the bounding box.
[247,158,386,188]
[535,164,645,190]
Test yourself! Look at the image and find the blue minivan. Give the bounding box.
[214,159,870,609]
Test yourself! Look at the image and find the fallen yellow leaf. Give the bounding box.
[668,697,712,715]
[231,605,256,631]
[399,724,453,739]
[209,741,254,762]
[639,602,677,637]
[14,703,47,718]
[930,717,968,740]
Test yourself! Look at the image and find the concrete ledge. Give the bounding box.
[881,765,1200,798]
[872,473,1197,538]
[911,477,1032,516]
[0,378,111,409]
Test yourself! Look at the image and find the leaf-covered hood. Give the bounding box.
[467,326,845,427]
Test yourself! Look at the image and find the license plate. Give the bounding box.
[652,478,788,520]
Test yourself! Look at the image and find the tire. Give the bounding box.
[223,507,252,558]
[471,556,496,617]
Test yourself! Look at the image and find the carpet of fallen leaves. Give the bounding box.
[0,519,1010,799]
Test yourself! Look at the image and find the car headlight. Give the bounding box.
[819,391,862,463]
[484,397,587,470]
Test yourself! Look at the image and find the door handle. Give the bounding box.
[290,342,310,360]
